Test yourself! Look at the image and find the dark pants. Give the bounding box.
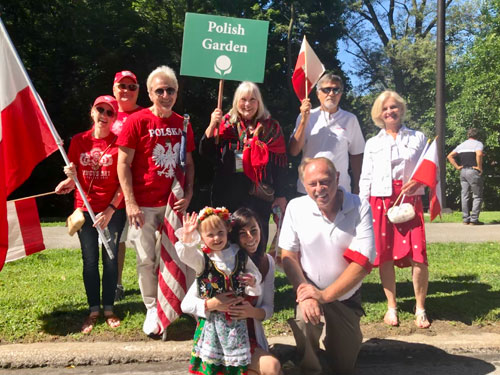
[77,209,126,312]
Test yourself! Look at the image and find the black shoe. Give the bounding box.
[470,221,484,225]
[115,284,125,301]
[463,221,470,225]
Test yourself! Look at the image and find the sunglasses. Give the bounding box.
[319,87,342,95]
[154,87,177,97]
[115,83,139,91]
[95,106,115,117]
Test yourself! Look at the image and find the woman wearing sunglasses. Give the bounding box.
[55,95,126,333]
[200,81,288,246]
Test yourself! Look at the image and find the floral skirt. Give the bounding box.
[189,311,250,375]
[370,180,428,268]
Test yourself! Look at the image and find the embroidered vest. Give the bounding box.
[197,249,247,299]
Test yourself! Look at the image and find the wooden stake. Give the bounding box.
[215,79,224,145]
[11,191,56,202]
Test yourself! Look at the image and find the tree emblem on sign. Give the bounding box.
[214,55,232,76]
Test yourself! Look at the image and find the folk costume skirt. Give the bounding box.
[369,180,428,268]
[189,311,251,375]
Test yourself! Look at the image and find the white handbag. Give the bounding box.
[387,193,416,224]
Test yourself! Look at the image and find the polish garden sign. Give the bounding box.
[180,13,269,83]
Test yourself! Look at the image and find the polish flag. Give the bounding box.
[0,19,58,270]
[412,139,442,221]
[6,198,45,263]
[292,36,325,101]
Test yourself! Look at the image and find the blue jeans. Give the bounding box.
[77,209,126,312]
[460,168,483,223]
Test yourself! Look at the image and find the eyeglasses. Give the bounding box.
[154,87,177,97]
[115,83,139,91]
[319,87,342,95]
[95,106,115,117]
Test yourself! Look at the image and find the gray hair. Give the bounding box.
[298,157,337,182]
[146,65,178,92]
[316,73,344,92]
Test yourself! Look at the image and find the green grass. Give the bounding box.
[424,211,500,223]
[1,242,500,343]
[40,218,66,227]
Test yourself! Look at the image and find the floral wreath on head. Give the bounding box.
[198,206,231,225]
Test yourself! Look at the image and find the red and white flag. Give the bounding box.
[156,153,194,335]
[0,19,58,271]
[412,139,442,221]
[292,36,325,101]
[6,198,45,263]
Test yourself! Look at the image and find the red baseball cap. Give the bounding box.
[114,70,138,84]
[93,95,118,114]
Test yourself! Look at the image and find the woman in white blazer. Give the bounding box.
[359,91,430,329]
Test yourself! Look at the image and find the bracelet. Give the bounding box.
[108,203,117,211]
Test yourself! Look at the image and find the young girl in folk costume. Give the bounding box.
[175,207,262,375]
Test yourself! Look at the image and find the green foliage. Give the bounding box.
[445,0,500,208]
[1,0,346,213]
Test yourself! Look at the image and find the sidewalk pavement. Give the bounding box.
[42,222,500,250]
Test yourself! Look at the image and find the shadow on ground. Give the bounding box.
[272,339,496,375]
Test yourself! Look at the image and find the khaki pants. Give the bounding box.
[289,299,363,375]
[128,206,166,310]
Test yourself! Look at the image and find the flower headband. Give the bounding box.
[198,206,231,224]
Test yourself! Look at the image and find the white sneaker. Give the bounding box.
[142,307,159,335]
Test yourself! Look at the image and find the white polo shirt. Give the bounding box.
[278,188,375,300]
[292,107,366,193]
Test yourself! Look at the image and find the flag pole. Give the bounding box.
[11,191,56,202]
[304,36,308,100]
[0,18,114,259]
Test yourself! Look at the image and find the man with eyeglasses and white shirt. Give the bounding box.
[112,70,143,302]
[117,65,195,336]
[289,73,365,195]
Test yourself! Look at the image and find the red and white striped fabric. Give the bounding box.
[6,198,45,263]
[0,19,58,271]
[156,166,194,334]
[292,36,325,101]
[412,139,442,221]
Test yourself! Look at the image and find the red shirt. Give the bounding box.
[68,129,123,213]
[116,108,195,207]
[112,106,143,136]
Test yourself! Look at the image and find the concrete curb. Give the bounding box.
[2,333,500,369]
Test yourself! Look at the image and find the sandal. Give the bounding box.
[81,314,99,334]
[105,313,121,329]
[414,308,431,328]
[384,307,399,326]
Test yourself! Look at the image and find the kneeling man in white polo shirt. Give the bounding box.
[279,157,375,375]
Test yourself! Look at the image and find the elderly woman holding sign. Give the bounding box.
[359,90,430,329]
[199,81,287,245]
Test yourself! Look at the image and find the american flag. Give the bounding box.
[156,115,194,335]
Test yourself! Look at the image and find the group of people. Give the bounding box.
[53,65,480,375]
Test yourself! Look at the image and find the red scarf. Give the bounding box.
[217,114,287,185]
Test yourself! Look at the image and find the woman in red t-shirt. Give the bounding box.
[55,96,126,333]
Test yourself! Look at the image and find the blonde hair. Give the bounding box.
[199,214,230,235]
[298,157,337,182]
[371,90,407,128]
[146,65,178,92]
[229,81,270,123]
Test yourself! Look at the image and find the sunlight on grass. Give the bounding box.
[1,242,500,342]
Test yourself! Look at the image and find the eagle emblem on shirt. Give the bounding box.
[152,141,180,178]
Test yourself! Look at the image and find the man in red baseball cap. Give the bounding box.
[112,71,143,302]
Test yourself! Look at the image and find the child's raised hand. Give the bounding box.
[237,273,256,287]
[182,212,198,243]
